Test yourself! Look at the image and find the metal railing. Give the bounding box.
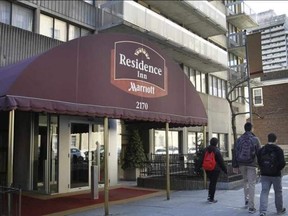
[140,154,203,178]
[0,186,21,216]
[140,154,243,182]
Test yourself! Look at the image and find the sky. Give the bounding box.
[245,1,288,16]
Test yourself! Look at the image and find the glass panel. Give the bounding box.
[12,4,33,31]
[213,76,218,96]
[40,14,53,38]
[68,24,80,40]
[196,71,201,92]
[54,19,67,42]
[49,116,58,193]
[33,114,48,193]
[0,1,11,25]
[253,88,263,105]
[196,132,203,151]
[84,0,94,5]
[154,130,178,154]
[218,79,222,97]
[208,75,213,95]
[81,28,91,37]
[91,123,104,182]
[190,69,196,87]
[201,73,206,93]
[70,123,89,188]
[222,80,226,99]
[188,132,196,154]
[183,65,189,78]
[33,114,59,194]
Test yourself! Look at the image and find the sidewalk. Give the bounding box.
[68,175,288,216]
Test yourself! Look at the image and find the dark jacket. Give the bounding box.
[201,145,227,174]
[257,143,286,177]
[232,131,261,168]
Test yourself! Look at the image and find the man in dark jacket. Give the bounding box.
[201,137,227,204]
[232,122,261,213]
[257,133,286,216]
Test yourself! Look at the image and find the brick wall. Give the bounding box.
[252,83,288,150]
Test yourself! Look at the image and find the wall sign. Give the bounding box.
[111,41,168,98]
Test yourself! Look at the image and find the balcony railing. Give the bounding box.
[97,1,228,73]
[226,1,255,17]
[226,1,258,29]
[141,0,227,38]
[229,63,247,80]
[228,32,246,48]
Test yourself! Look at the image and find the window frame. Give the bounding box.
[253,87,264,106]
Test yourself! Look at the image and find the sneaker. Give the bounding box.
[259,213,266,216]
[277,208,286,215]
[249,208,256,214]
[208,199,218,204]
[245,200,249,208]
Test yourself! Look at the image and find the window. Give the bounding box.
[40,13,92,42]
[0,1,10,25]
[40,14,53,38]
[83,0,94,5]
[213,76,218,96]
[222,80,226,98]
[253,88,263,106]
[154,130,179,154]
[54,19,67,41]
[196,71,201,92]
[0,2,33,31]
[188,132,204,154]
[183,65,206,94]
[12,4,33,31]
[212,133,228,157]
[69,24,80,41]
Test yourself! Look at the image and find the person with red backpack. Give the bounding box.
[201,137,227,204]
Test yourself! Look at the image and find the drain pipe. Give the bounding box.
[202,126,207,188]
[165,122,170,200]
[7,110,15,187]
[104,117,109,216]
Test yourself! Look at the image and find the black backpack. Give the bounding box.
[259,147,278,175]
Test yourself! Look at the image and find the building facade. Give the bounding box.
[251,11,288,72]
[0,0,257,195]
[248,10,288,150]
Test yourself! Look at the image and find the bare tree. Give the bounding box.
[226,76,250,144]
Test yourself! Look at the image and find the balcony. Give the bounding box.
[227,31,246,58]
[141,0,227,38]
[229,63,247,81]
[226,1,258,30]
[97,1,228,73]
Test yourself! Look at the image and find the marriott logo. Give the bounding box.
[111,40,168,98]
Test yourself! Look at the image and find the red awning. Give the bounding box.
[0,33,207,126]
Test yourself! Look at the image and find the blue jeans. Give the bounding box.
[259,175,283,214]
[239,166,257,209]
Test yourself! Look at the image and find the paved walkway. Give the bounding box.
[69,175,288,216]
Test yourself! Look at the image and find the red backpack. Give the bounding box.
[202,150,216,171]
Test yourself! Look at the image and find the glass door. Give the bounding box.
[70,123,90,189]
[33,114,59,194]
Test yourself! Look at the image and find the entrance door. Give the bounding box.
[33,114,59,194]
[70,123,90,189]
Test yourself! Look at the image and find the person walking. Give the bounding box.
[257,133,286,216]
[201,137,227,204]
[232,122,261,214]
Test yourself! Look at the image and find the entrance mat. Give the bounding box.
[22,187,162,216]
